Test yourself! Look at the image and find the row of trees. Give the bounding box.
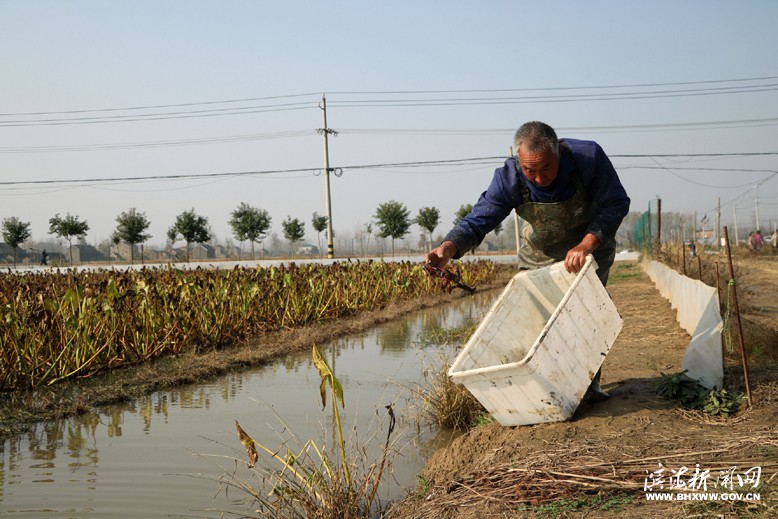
[1,201,484,267]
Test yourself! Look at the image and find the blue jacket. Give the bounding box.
[445,138,630,258]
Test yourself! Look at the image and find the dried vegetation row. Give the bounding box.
[0,260,497,390]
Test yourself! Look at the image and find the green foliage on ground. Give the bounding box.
[654,370,747,416]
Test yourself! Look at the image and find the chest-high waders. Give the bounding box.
[515,143,616,286]
[514,143,614,401]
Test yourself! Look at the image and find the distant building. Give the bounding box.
[296,243,320,255]
[185,243,215,261]
[212,244,241,259]
[0,242,14,263]
[72,244,108,263]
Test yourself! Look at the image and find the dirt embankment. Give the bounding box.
[389,258,778,519]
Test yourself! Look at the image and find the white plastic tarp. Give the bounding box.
[643,260,723,389]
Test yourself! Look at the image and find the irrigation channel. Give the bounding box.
[0,288,498,518]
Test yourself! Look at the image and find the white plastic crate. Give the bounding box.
[448,255,622,426]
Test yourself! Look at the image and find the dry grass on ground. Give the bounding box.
[388,256,778,519]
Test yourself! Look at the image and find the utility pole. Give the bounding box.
[733,204,739,246]
[656,197,662,250]
[319,95,337,259]
[716,197,721,248]
[754,184,760,231]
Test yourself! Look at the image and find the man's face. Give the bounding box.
[518,146,559,187]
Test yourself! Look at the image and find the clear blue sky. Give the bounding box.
[2,0,777,249]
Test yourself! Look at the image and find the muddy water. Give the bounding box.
[0,292,495,518]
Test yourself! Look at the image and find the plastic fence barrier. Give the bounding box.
[643,260,723,389]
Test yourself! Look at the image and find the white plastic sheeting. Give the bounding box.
[643,260,723,389]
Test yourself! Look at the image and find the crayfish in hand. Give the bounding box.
[422,263,476,295]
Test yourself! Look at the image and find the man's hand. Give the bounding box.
[425,240,458,268]
[564,233,600,274]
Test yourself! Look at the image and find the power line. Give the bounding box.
[704,172,778,213]
[0,92,322,117]
[4,76,777,127]
[0,166,319,186]
[0,130,316,154]
[326,75,778,95]
[614,152,778,157]
[5,117,778,154]
[645,158,772,189]
[339,117,778,135]
[5,76,774,117]
[3,153,777,188]
[619,166,778,173]
[327,84,778,108]
[0,102,318,128]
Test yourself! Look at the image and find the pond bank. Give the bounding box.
[386,260,778,519]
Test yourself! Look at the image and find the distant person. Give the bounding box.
[747,232,758,252]
[40,249,48,265]
[425,121,630,403]
[755,229,765,250]
[686,240,697,258]
[771,229,778,250]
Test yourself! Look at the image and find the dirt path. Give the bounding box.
[389,260,778,518]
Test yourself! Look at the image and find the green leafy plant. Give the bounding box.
[312,344,352,490]
[654,370,747,416]
[654,370,709,407]
[700,388,747,416]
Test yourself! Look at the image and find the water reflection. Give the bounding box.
[0,291,495,518]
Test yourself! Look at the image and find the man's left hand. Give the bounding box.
[563,233,600,274]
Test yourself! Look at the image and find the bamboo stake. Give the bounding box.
[715,261,725,361]
[723,226,753,406]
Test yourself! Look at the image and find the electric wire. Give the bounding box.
[327,85,778,108]
[0,103,318,128]
[3,153,777,188]
[0,92,322,117]
[326,75,778,95]
[0,130,316,153]
[7,117,778,154]
[3,76,777,126]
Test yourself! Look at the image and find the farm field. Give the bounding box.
[0,259,510,435]
[1,252,776,518]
